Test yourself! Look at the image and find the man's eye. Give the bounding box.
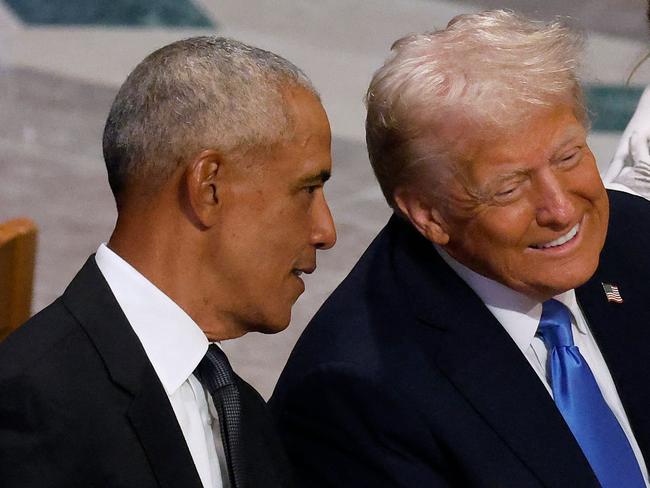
[305,185,319,194]
[492,183,524,203]
[558,150,580,166]
[494,187,520,201]
[496,188,516,197]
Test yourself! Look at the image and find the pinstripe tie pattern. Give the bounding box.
[194,344,244,488]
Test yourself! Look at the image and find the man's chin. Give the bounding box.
[514,271,598,301]
[250,313,292,335]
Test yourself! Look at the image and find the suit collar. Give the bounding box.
[437,245,589,349]
[62,256,203,488]
[127,371,205,488]
[95,243,209,396]
[62,256,148,394]
[386,216,599,486]
[435,244,541,354]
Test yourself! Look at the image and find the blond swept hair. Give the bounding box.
[365,10,586,208]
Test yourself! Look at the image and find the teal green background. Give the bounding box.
[4,0,213,27]
[584,84,644,132]
[1,1,643,132]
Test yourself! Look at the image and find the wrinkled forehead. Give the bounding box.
[402,105,587,208]
[439,105,587,179]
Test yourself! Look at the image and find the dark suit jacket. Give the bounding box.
[271,190,650,487]
[0,257,292,488]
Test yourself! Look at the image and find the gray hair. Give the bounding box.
[365,10,586,208]
[103,36,317,201]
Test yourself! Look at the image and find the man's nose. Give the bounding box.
[535,173,575,229]
[311,192,337,250]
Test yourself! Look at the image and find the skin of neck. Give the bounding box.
[107,169,246,342]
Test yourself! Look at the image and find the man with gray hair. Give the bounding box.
[272,10,650,487]
[0,37,335,487]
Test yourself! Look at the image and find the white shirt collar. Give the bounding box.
[434,245,585,354]
[95,243,209,395]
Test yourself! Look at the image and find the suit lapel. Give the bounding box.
[388,218,598,486]
[577,256,650,464]
[428,295,597,486]
[62,257,203,488]
[237,377,293,488]
[128,372,204,488]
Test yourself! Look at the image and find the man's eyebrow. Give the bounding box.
[552,126,585,151]
[491,169,529,184]
[298,170,331,186]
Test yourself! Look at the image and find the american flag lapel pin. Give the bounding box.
[601,283,623,304]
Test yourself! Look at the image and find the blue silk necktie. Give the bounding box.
[537,299,645,487]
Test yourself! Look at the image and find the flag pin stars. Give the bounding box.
[601,283,623,304]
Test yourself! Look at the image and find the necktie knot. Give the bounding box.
[195,344,236,395]
[538,299,574,349]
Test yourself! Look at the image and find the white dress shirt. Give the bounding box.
[435,245,649,485]
[95,243,225,488]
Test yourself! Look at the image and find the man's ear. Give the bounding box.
[184,149,221,227]
[394,187,450,245]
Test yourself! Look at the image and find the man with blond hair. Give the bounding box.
[0,37,336,487]
[272,11,650,487]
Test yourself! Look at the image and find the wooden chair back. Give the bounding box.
[0,218,37,341]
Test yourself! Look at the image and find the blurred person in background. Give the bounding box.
[0,36,335,488]
[603,0,650,196]
[272,10,650,488]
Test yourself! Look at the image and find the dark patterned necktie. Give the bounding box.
[194,344,244,488]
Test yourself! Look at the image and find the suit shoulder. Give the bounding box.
[604,190,650,254]
[236,374,266,406]
[279,218,422,382]
[0,297,83,379]
[608,189,650,225]
[308,217,406,328]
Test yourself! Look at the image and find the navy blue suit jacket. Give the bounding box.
[271,190,650,487]
[0,258,292,488]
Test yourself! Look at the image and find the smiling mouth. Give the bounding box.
[530,223,580,249]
